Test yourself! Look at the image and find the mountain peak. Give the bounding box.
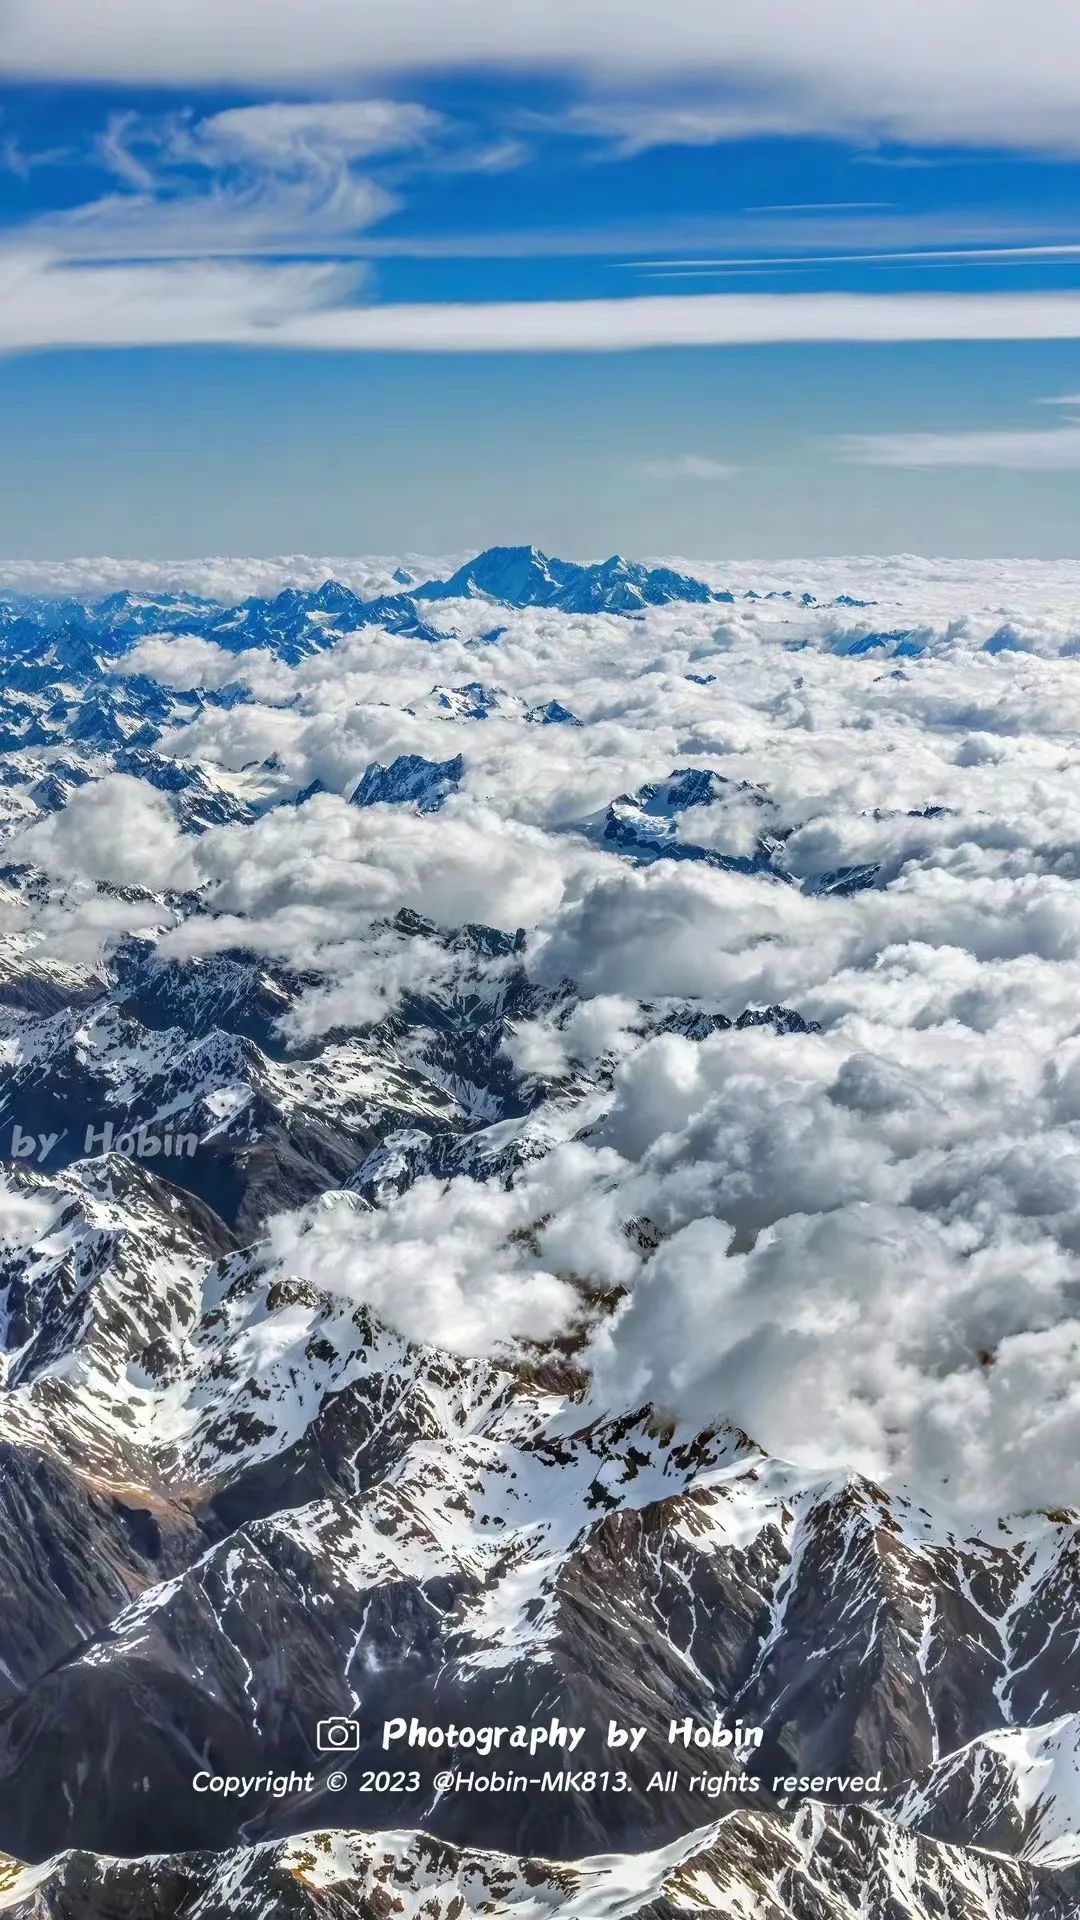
[412,545,723,614]
[349,751,464,812]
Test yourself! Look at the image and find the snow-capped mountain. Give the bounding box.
[888,1716,1080,1867]
[0,547,729,699]
[350,751,465,811]
[413,544,731,613]
[4,548,1080,1914]
[589,767,789,877]
[6,1142,1080,1887]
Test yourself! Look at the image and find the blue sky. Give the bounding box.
[4,0,1080,557]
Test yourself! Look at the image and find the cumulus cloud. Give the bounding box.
[185,793,597,938]
[0,1180,61,1249]
[587,1201,1080,1519]
[0,553,445,602]
[564,1012,1080,1518]
[264,1142,638,1355]
[13,775,194,890]
[503,993,641,1078]
[123,633,294,700]
[17,549,1080,1527]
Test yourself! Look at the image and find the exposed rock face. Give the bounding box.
[887,1715,1080,1867]
[2,1143,1080,1886]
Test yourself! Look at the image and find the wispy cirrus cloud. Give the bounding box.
[637,454,739,480]
[185,99,442,167]
[0,250,352,352]
[35,99,446,259]
[837,399,1080,469]
[838,426,1080,470]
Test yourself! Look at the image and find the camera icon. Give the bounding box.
[316,1717,361,1753]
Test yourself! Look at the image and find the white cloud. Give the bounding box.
[837,422,1080,469]
[274,290,1080,354]
[10,257,1080,358]
[0,250,353,352]
[123,633,295,702]
[193,99,441,167]
[159,792,607,969]
[565,102,829,154]
[587,1199,1080,1520]
[34,99,444,260]
[265,1144,636,1355]
[503,993,641,1079]
[0,1182,59,1249]
[20,552,1080,1525]
[13,775,194,890]
[0,553,444,601]
[637,455,739,481]
[6,2,1080,159]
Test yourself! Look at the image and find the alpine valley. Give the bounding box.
[4,547,1080,1916]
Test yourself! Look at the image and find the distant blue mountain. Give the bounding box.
[0,549,735,704]
[415,544,730,613]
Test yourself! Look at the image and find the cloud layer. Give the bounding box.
[12,553,1080,1528]
[6,1,1080,159]
[10,260,1080,357]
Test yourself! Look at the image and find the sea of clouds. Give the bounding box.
[15,554,1080,1527]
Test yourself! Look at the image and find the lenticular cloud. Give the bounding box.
[9,548,1080,1526]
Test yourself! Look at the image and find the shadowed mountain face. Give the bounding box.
[3,551,1080,1916]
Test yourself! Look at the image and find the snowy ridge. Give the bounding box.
[4,547,1080,1906]
[0,1803,1070,1919]
[4,1166,1080,1872]
[888,1715,1080,1867]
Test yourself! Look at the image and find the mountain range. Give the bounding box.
[0,548,1075,1917]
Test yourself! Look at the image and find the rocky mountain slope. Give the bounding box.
[3,549,1080,1911]
[3,1136,1080,1879]
[1,1803,1075,1920]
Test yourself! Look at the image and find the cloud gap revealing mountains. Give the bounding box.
[3,547,1080,1916]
